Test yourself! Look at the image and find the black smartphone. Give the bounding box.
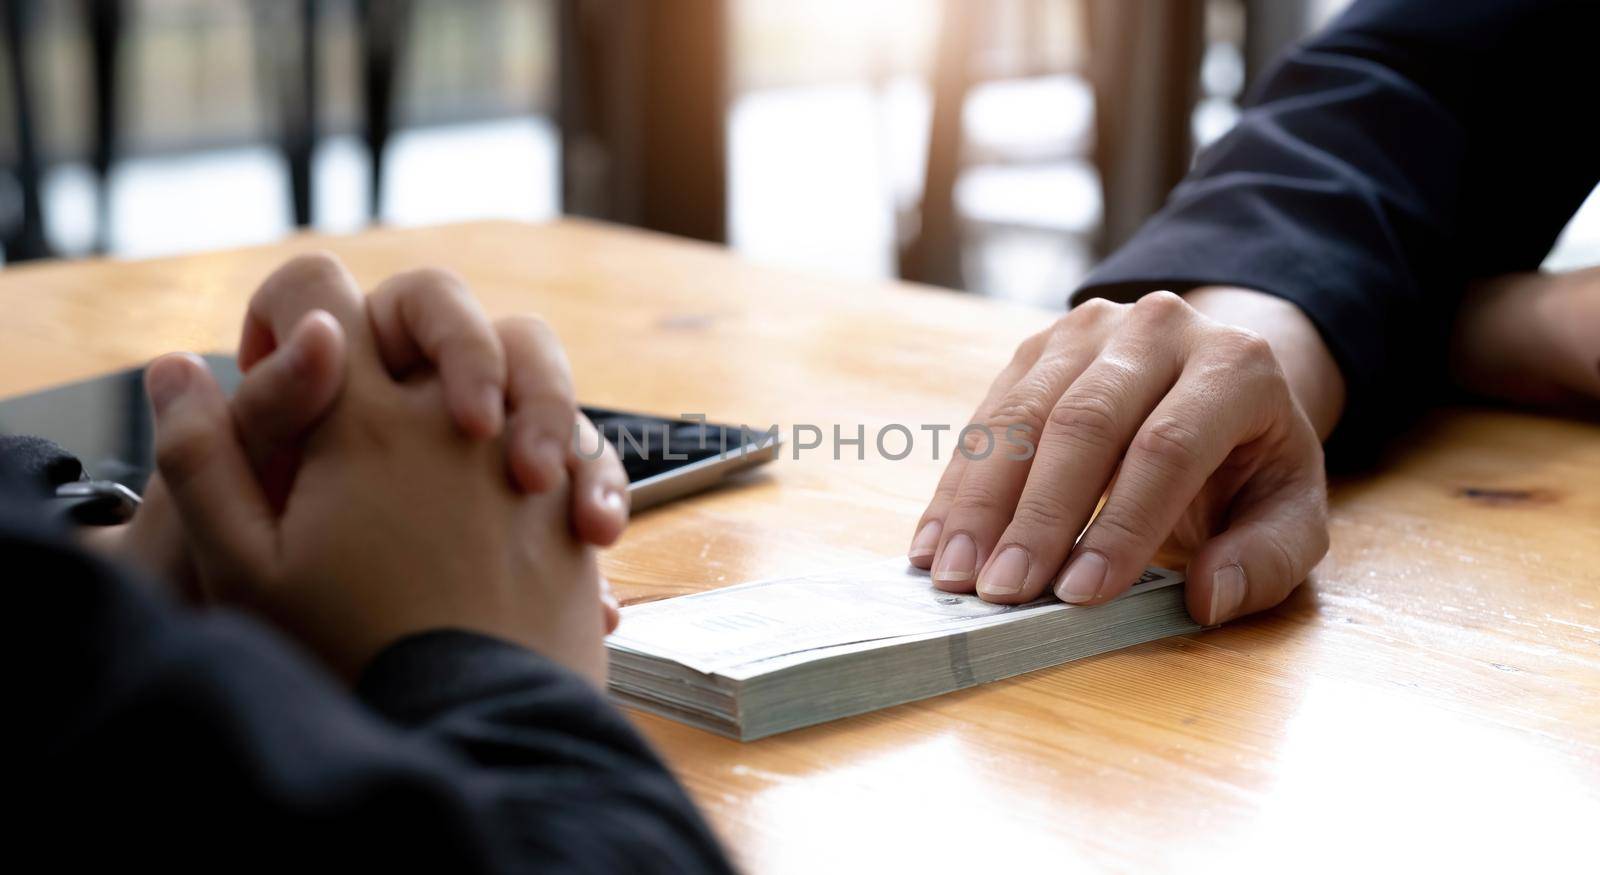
[0,355,779,512]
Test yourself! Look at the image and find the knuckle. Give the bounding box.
[1086,508,1154,551]
[394,269,477,323]
[1205,330,1288,407]
[952,477,1010,518]
[1012,329,1050,366]
[1045,392,1122,445]
[1215,326,1277,370]
[986,392,1051,434]
[254,252,358,321]
[1132,417,1205,471]
[401,265,467,294]
[267,251,347,294]
[1067,359,1137,404]
[1131,290,1191,325]
[1010,491,1074,535]
[1069,297,1118,323]
[498,312,554,345]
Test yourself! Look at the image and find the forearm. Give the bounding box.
[1074,1,1600,458]
[1182,286,1346,441]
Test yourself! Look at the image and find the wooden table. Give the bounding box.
[4,220,1598,872]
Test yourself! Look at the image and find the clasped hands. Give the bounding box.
[99,253,627,684]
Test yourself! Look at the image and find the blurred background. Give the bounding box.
[3,0,1598,305]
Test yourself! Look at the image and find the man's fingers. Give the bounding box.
[969,298,1197,603]
[1059,331,1283,606]
[146,354,276,591]
[927,301,1130,591]
[231,310,346,484]
[367,268,507,439]
[601,575,621,635]
[569,413,629,547]
[930,346,1093,592]
[1185,461,1328,625]
[504,366,629,601]
[240,252,376,372]
[497,314,577,494]
[908,452,965,571]
[908,326,1052,570]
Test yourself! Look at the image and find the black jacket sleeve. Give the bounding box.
[12,476,731,872]
[1074,0,1600,459]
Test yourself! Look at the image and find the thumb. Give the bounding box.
[147,353,277,592]
[1185,474,1328,626]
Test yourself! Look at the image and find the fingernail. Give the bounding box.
[1209,563,1247,624]
[1054,551,1107,603]
[932,533,977,584]
[908,520,942,561]
[978,546,1029,596]
[600,486,627,516]
[147,358,193,413]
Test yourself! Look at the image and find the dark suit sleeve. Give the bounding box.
[356,631,735,873]
[1074,0,1600,458]
[15,482,731,872]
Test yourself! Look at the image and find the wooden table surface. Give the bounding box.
[4,220,1598,872]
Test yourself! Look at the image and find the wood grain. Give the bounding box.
[4,220,1597,872]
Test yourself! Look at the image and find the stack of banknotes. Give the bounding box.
[606,558,1200,741]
